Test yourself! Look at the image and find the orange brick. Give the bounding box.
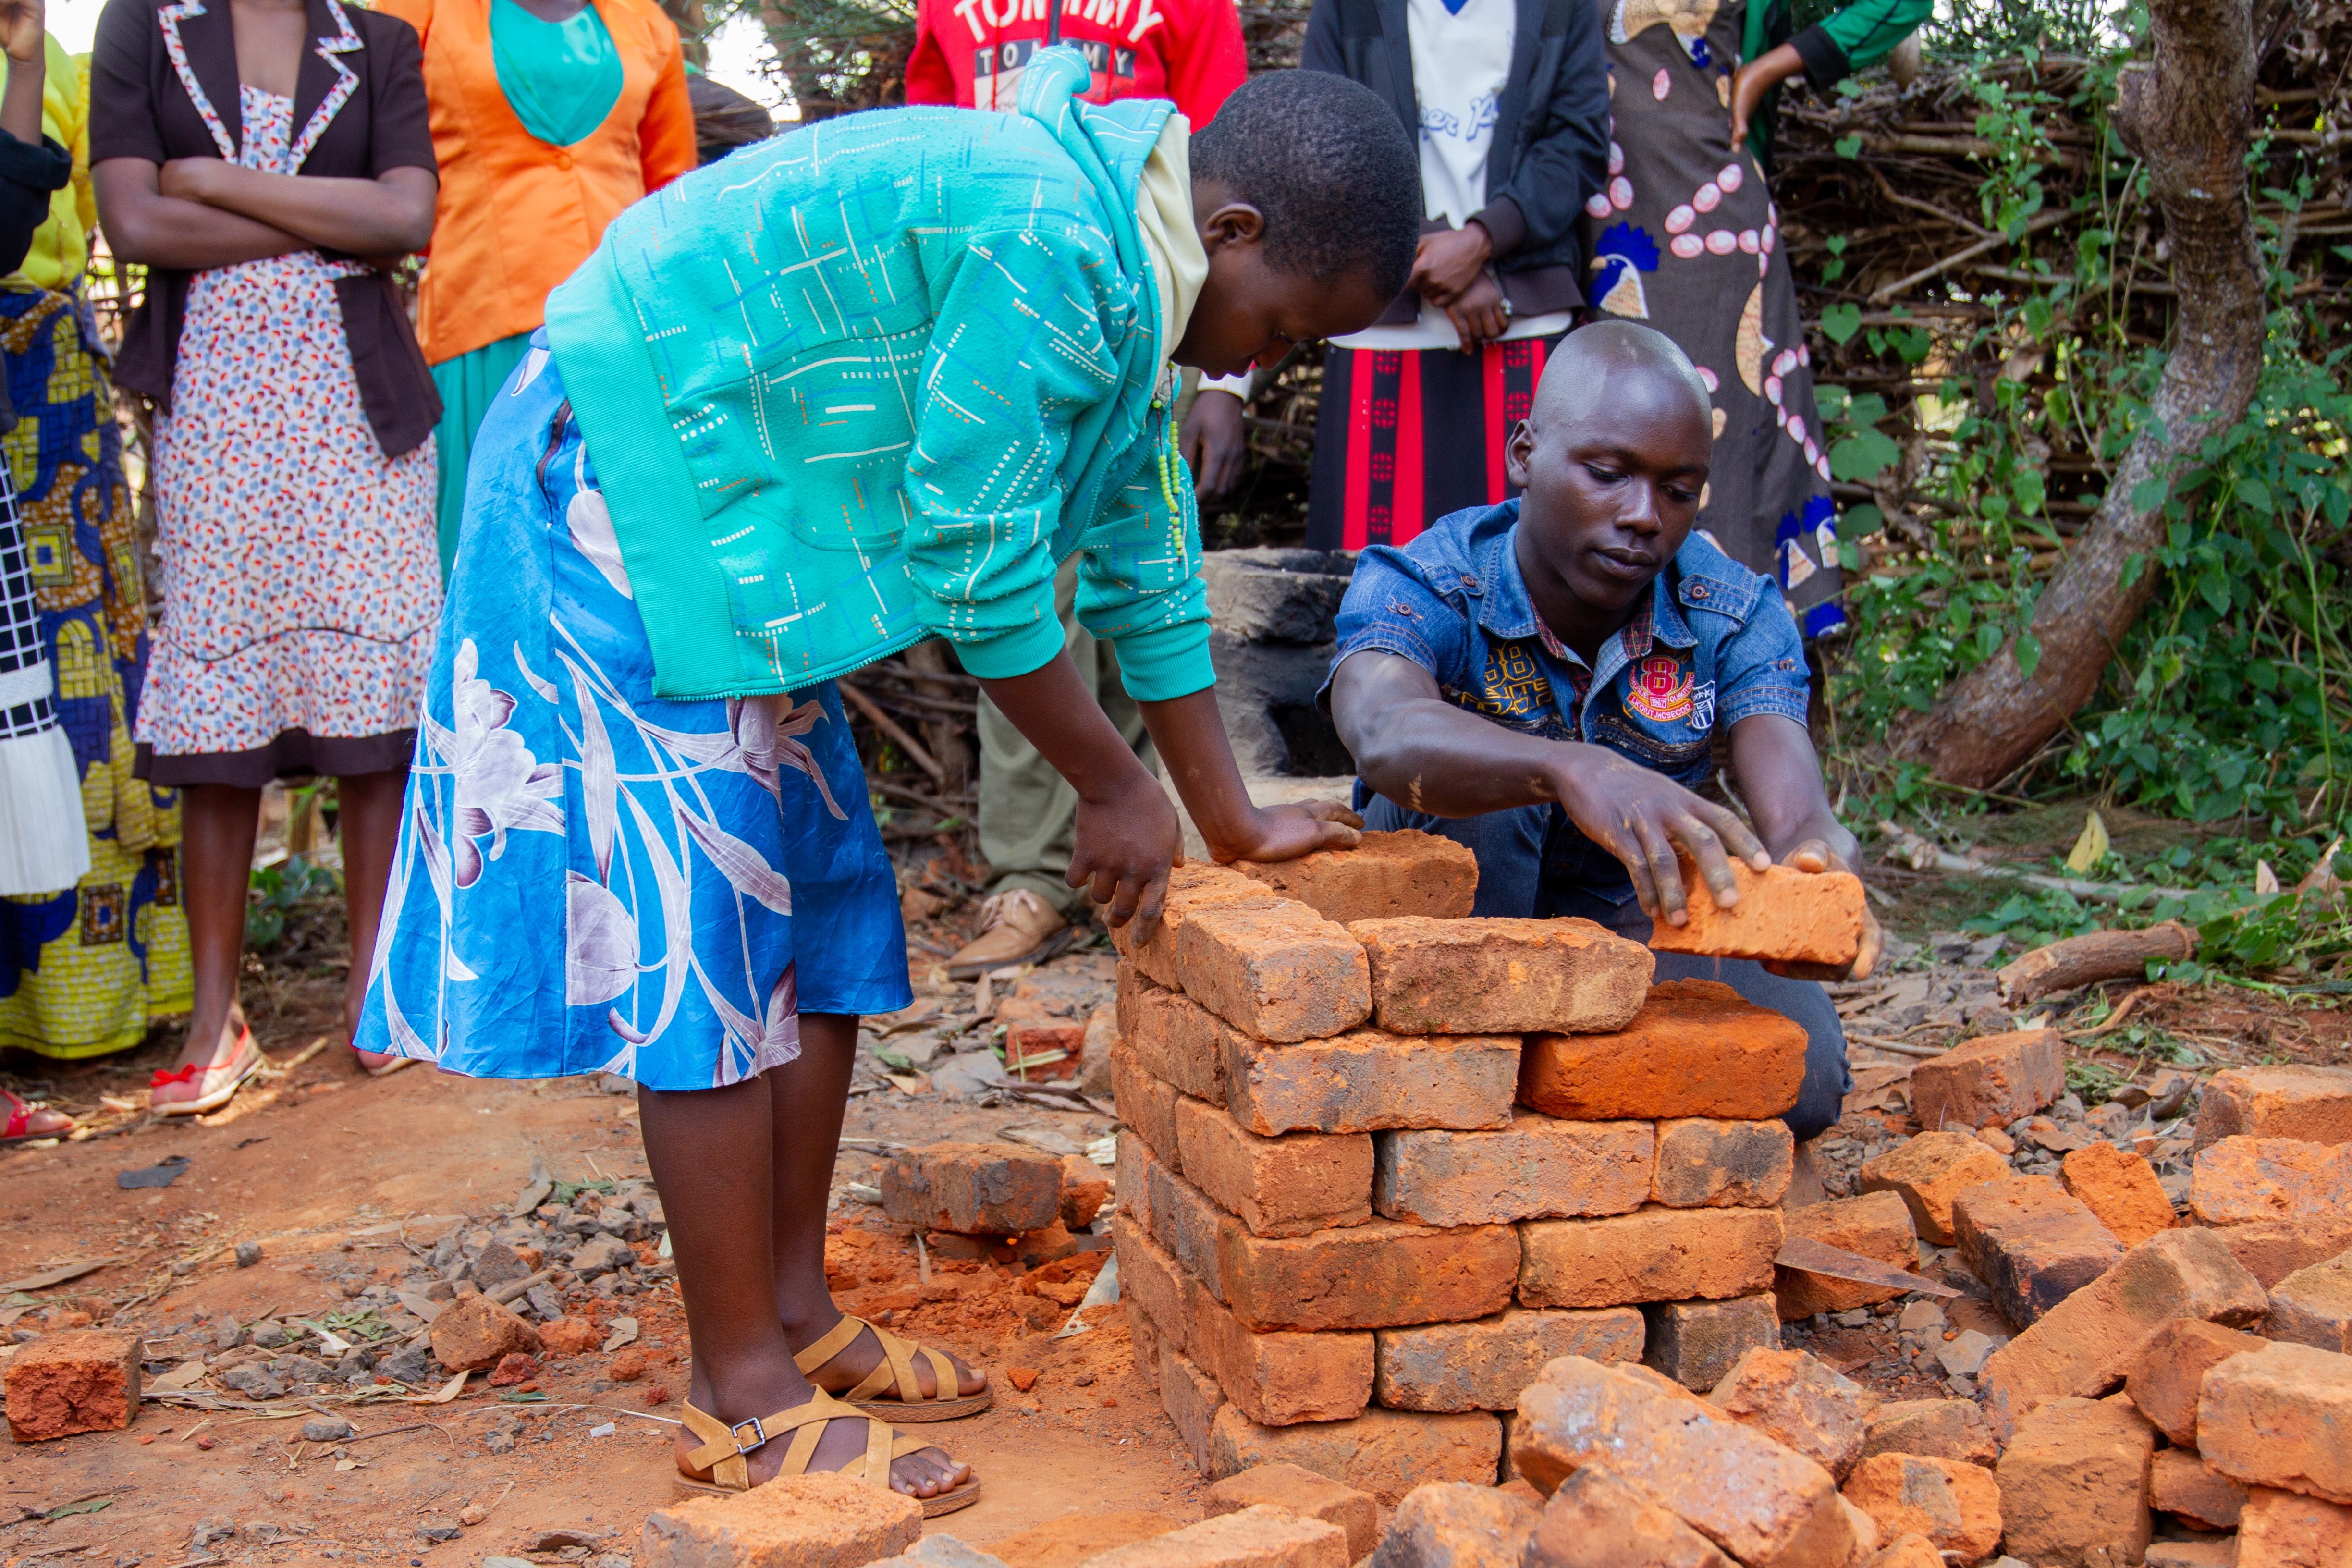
[1642,1294,1781,1391]
[1994,1397,2155,1568]
[1231,829,1479,925]
[1206,1403,1503,1507]
[997,1001,1088,1080]
[1977,1228,2266,1439]
[3,1329,141,1442]
[1859,1399,1997,1469]
[2270,1251,2352,1353]
[1651,1117,1794,1209]
[2191,1064,2352,1153]
[2213,1215,2352,1288]
[1708,1347,1881,1482]
[1176,903,1372,1043]
[1123,981,1227,1106]
[1202,1464,1378,1561]
[1061,1153,1109,1230]
[2238,1487,2352,1568]
[2149,1448,2247,1531]
[1646,859,1864,968]
[2121,1317,2270,1447]
[1110,862,1280,990]
[1351,916,1652,1036]
[1511,1356,1860,1567]
[1146,1155,1235,1304]
[638,1473,919,1568]
[1373,1306,1645,1411]
[1951,1175,2123,1327]
[2058,1142,2177,1247]
[1910,1029,2065,1132]
[1375,1482,1541,1568]
[1219,1219,1520,1332]
[1521,1464,1738,1568]
[1113,1216,1192,1360]
[1857,1131,2014,1246]
[1188,1278,1373,1427]
[1517,980,1807,1121]
[1840,1454,2002,1565]
[1223,1028,1519,1136]
[1079,1504,1349,1568]
[1519,1205,1783,1310]
[1110,1041,1181,1171]
[1372,1114,1654,1226]
[879,1141,1061,1235]
[1173,1096,1372,1238]
[2189,1135,2352,1225]
[1127,1295,1161,1394]
[1775,1191,1917,1320]
[2198,1341,2352,1507]
[1159,1345,1226,1471]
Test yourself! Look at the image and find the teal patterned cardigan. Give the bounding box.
[544,48,1208,702]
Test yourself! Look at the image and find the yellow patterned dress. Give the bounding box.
[0,40,192,1058]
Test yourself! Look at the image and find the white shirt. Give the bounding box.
[1333,0,1575,352]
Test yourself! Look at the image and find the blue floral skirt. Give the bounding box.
[354,342,911,1090]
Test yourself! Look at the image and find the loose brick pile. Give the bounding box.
[1104,833,1859,1503]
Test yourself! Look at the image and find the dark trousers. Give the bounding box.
[1361,793,1852,1143]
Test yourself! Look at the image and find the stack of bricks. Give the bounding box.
[1106,833,1858,1505]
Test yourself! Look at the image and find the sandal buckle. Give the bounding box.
[729,1416,768,1454]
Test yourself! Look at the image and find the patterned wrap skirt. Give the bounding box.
[353,342,912,1090]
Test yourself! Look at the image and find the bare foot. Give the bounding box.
[150,1009,259,1112]
[789,1313,989,1401]
[675,1360,973,1499]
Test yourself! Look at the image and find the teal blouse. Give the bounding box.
[490,0,624,147]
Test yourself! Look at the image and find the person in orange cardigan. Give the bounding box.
[378,0,695,574]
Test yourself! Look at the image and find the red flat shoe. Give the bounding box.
[151,1026,264,1116]
[2,1088,73,1144]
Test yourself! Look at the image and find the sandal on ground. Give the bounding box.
[150,1026,264,1116]
[359,1050,415,1080]
[1,1088,73,1145]
[794,1314,992,1423]
[673,1389,980,1517]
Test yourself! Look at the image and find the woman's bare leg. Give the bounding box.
[156,783,261,1108]
[767,1014,986,1400]
[335,768,406,1063]
[640,1071,970,1495]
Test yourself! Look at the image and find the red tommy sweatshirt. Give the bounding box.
[905,0,1245,124]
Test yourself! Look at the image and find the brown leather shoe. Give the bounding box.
[945,888,1072,978]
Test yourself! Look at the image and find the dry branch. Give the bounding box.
[1996,921,2199,1005]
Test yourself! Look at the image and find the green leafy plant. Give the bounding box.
[245,855,339,951]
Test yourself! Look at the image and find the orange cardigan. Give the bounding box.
[378,0,696,365]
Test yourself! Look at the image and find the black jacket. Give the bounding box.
[0,129,71,432]
[1302,0,1607,323]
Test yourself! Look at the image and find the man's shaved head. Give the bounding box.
[1531,319,1712,430]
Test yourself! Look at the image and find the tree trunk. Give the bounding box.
[1888,0,2266,788]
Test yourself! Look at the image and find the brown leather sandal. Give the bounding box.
[674,1389,980,1517]
[793,1314,992,1423]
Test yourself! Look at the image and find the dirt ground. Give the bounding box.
[2,842,2343,1568]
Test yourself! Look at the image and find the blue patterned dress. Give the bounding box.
[353,340,911,1090]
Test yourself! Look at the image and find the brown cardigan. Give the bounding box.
[91,0,441,458]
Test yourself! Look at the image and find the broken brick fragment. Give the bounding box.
[1707,1347,1881,1482]
[1060,1153,1110,1230]
[1978,1226,2265,1437]
[1206,1402,1503,1507]
[1062,1503,1349,1568]
[2188,1134,2352,1224]
[1646,859,1864,968]
[1856,1399,1997,1469]
[879,1141,1062,1236]
[2268,1250,2352,1352]
[1909,1029,2066,1132]
[1993,1396,2155,1568]
[2058,1142,2177,1247]
[1950,1174,2123,1327]
[2196,1340,2352,1507]
[1352,916,1652,1036]
[1230,829,1480,926]
[2237,1487,2352,1568]
[1856,1130,2011,1246]
[1518,1205,1783,1310]
[2148,1448,2247,1531]
[1174,1095,1372,1238]
[429,1295,542,1373]
[2191,1063,2352,1152]
[2120,1317,2270,1448]
[1371,1481,1541,1568]
[1374,1306,1644,1412]
[1517,980,1806,1121]
[487,1352,540,1387]
[1774,1190,1918,1320]
[1222,1027,1520,1137]
[1372,1114,1654,1226]
[1520,1463,1736,1568]
[1649,1117,1794,1209]
[3,1328,141,1442]
[2213,1214,2352,1287]
[1840,1453,2003,1565]
[1203,1462,1379,1560]
[636,1473,920,1568]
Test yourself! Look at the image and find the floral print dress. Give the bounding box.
[139,86,441,771]
[352,339,911,1089]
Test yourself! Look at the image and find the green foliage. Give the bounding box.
[246,854,339,952]
[2064,1055,2129,1103]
